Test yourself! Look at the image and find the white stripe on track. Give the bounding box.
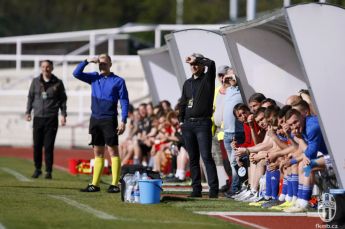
[0,167,31,182]
[221,215,269,229]
[0,222,6,229]
[49,195,117,220]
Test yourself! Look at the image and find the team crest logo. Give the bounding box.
[318,193,336,223]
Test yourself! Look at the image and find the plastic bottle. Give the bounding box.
[133,171,141,203]
[134,171,141,180]
[126,177,135,203]
[259,174,266,198]
[134,182,140,203]
[123,174,132,202]
[141,172,149,180]
[170,144,179,156]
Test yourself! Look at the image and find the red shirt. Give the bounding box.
[237,121,260,148]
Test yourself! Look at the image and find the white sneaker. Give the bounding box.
[242,191,258,202]
[284,205,307,213]
[246,194,263,203]
[233,189,250,200]
[235,190,252,201]
[232,188,248,199]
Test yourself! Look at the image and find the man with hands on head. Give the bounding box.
[73,54,129,193]
[179,53,219,198]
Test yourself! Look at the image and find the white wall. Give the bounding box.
[286,3,345,189]
[138,46,181,107]
[221,17,307,105]
[165,29,232,88]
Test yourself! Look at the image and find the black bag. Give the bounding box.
[120,164,161,202]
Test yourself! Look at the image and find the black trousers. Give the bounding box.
[182,119,219,193]
[33,116,58,173]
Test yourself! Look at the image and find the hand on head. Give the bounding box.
[185,55,196,64]
[87,57,99,63]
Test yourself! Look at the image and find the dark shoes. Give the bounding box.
[107,185,120,193]
[80,184,120,193]
[45,173,52,179]
[209,190,219,199]
[32,170,52,179]
[32,170,42,178]
[187,191,202,198]
[219,179,231,193]
[187,189,218,198]
[164,177,186,183]
[80,184,100,192]
[223,190,237,199]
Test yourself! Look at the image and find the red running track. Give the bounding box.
[0,146,94,171]
[212,215,324,229]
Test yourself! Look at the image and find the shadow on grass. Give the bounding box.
[161,196,195,203]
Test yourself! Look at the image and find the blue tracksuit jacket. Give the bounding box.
[73,60,129,123]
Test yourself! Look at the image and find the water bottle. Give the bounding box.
[134,182,140,203]
[123,174,132,202]
[170,144,179,156]
[134,171,141,180]
[259,174,266,198]
[126,177,135,203]
[133,171,141,203]
[141,172,149,180]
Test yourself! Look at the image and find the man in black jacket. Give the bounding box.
[25,60,67,179]
[179,53,219,198]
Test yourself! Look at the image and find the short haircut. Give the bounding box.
[98,53,112,62]
[254,107,266,118]
[264,105,280,126]
[286,95,302,106]
[261,98,277,106]
[264,105,280,119]
[40,59,53,66]
[285,108,302,121]
[249,93,266,103]
[192,53,204,58]
[139,103,147,108]
[128,104,134,114]
[298,89,310,95]
[233,103,250,116]
[166,111,177,121]
[292,99,310,113]
[278,105,292,119]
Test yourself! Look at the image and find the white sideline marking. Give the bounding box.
[0,222,6,229]
[221,215,269,229]
[49,195,218,226]
[195,211,319,217]
[0,167,31,182]
[49,195,117,220]
[53,165,68,172]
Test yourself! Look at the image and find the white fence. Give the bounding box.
[0,55,149,147]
